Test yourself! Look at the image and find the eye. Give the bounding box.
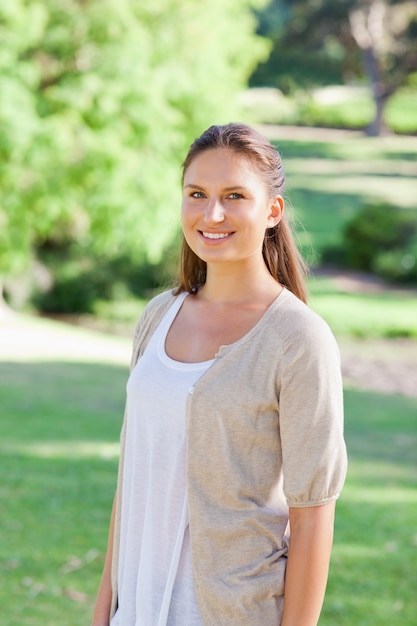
[228,192,243,199]
[190,191,205,198]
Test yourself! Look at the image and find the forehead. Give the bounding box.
[184,148,263,186]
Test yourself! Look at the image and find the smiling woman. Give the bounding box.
[181,148,282,271]
[91,123,347,626]
[177,123,307,302]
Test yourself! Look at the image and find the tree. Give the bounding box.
[0,0,269,305]
[251,0,417,135]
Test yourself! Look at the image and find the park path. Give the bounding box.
[313,268,417,398]
[0,308,131,366]
[340,337,417,398]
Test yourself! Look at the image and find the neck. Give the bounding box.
[199,260,281,305]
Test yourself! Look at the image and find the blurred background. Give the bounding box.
[1,1,416,625]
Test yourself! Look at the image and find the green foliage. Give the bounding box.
[31,245,169,313]
[251,0,360,91]
[373,241,417,284]
[294,90,374,130]
[340,202,417,283]
[253,0,417,92]
[251,0,417,134]
[0,0,269,286]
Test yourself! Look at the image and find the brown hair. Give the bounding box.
[175,123,308,302]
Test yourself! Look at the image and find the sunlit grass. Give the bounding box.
[242,85,417,134]
[385,88,417,134]
[320,388,417,626]
[2,441,120,459]
[0,358,125,626]
[276,134,417,258]
[1,318,416,625]
[310,290,417,338]
[307,273,417,339]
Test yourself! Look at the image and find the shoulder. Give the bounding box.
[269,288,339,358]
[129,289,185,368]
[134,288,183,337]
[141,288,179,319]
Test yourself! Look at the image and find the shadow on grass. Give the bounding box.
[344,388,417,469]
[273,138,417,162]
[277,140,347,160]
[287,188,363,255]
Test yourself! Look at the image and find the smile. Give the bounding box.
[201,231,233,240]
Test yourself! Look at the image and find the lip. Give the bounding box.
[198,230,235,242]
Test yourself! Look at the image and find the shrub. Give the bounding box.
[337,202,417,284]
[374,241,417,284]
[32,250,166,314]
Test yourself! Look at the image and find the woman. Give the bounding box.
[91,123,347,626]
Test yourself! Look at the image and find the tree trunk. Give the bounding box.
[367,90,389,136]
[349,1,390,137]
[361,46,389,136]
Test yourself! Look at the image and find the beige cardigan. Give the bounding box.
[110,288,347,625]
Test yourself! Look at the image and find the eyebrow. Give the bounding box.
[183,183,250,192]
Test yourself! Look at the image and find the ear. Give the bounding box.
[266,195,284,228]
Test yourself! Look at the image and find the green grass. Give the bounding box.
[379,88,417,135]
[1,319,416,625]
[322,390,417,626]
[239,87,417,266]
[240,85,417,134]
[275,134,417,262]
[308,276,417,338]
[0,360,125,626]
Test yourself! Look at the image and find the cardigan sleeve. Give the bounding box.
[278,309,347,507]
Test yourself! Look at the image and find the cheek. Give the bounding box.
[180,200,189,223]
[181,203,196,236]
[181,199,201,224]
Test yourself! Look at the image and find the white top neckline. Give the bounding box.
[157,291,215,369]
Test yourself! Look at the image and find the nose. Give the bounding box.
[204,197,225,224]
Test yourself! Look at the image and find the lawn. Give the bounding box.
[273,132,417,263]
[308,275,417,339]
[0,359,124,626]
[323,389,417,625]
[1,316,416,625]
[240,85,417,135]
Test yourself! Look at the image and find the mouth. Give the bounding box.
[200,231,234,240]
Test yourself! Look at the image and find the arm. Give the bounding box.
[281,501,336,626]
[91,493,116,626]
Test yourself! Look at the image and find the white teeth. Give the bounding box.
[202,232,231,239]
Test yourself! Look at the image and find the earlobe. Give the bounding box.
[267,196,284,228]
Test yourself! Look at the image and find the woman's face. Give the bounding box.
[181,148,282,268]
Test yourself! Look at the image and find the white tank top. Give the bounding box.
[111,292,213,626]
